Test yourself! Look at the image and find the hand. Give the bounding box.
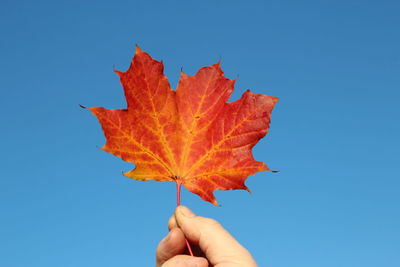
[156,206,258,267]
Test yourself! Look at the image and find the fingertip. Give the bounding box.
[168,215,177,230]
[175,206,197,234]
[176,205,196,218]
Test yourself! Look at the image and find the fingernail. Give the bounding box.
[178,205,195,218]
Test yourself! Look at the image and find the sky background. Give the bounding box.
[1,0,399,266]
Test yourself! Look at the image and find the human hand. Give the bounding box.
[156,206,258,267]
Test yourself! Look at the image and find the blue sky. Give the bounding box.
[1,0,399,266]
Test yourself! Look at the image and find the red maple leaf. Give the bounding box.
[88,47,278,205]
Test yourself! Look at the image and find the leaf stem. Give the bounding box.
[176,181,194,256]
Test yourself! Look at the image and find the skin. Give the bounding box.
[156,206,258,267]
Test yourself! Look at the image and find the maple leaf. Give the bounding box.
[88,47,278,205]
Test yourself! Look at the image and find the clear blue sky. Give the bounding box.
[1,0,399,266]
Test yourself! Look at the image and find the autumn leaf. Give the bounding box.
[88,46,278,205]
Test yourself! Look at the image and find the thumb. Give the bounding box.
[174,206,257,267]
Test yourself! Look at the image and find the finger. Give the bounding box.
[168,215,177,230]
[175,206,257,266]
[156,228,187,267]
[161,255,208,267]
[169,214,206,258]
